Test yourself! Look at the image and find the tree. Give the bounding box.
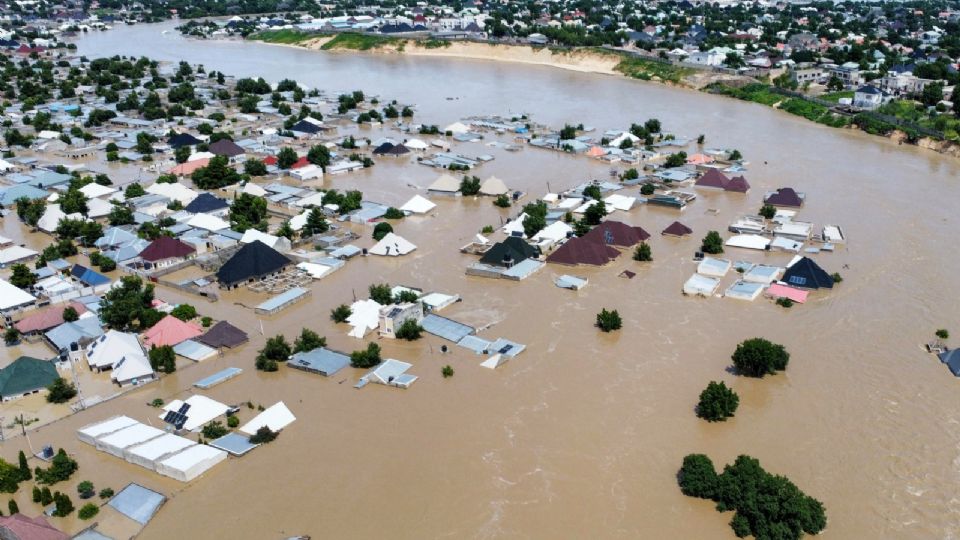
[192,155,242,189]
[582,185,602,200]
[174,145,191,164]
[331,304,352,323]
[728,149,742,161]
[79,221,103,247]
[34,449,77,485]
[442,365,455,378]
[277,147,298,169]
[244,159,267,176]
[701,231,724,254]
[633,242,652,262]
[16,198,46,229]
[7,499,17,515]
[665,152,687,168]
[201,421,228,439]
[256,335,291,371]
[758,204,776,219]
[124,183,145,199]
[98,488,114,499]
[583,200,607,226]
[678,454,718,498]
[350,342,382,368]
[596,309,622,332]
[52,492,73,517]
[372,222,393,241]
[9,264,36,289]
[60,186,88,215]
[46,378,77,404]
[148,345,176,373]
[644,118,661,134]
[108,203,135,226]
[935,329,949,340]
[559,124,578,140]
[696,381,739,421]
[32,486,41,503]
[4,327,19,346]
[921,81,944,107]
[248,426,277,444]
[276,221,295,241]
[384,207,405,219]
[77,480,94,499]
[228,193,268,233]
[98,276,155,331]
[78,503,99,520]
[731,338,789,377]
[62,306,79,322]
[394,319,423,341]
[17,452,30,482]
[301,208,329,236]
[306,145,331,170]
[826,75,844,92]
[640,183,655,196]
[293,328,326,353]
[521,201,548,237]
[40,487,53,506]
[459,176,481,195]
[170,304,197,322]
[368,283,393,305]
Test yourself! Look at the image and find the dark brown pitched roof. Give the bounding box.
[208,139,245,158]
[581,220,650,247]
[695,168,730,189]
[764,187,803,207]
[546,236,621,266]
[198,320,249,348]
[726,175,751,193]
[661,221,693,237]
[139,236,196,262]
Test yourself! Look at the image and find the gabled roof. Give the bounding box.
[14,302,88,334]
[290,120,321,134]
[726,175,751,193]
[70,264,111,287]
[765,187,804,207]
[695,168,730,188]
[216,240,292,286]
[782,257,833,289]
[139,236,196,262]
[939,349,960,377]
[0,357,58,398]
[167,133,202,148]
[662,221,693,237]
[581,220,650,247]
[479,236,541,266]
[208,139,245,157]
[0,514,68,540]
[371,142,395,155]
[184,192,229,214]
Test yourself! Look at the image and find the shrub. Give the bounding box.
[640,183,655,196]
[372,222,393,241]
[293,328,326,353]
[77,480,94,499]
[481,225,494,234]
[8,499,18,514]
[201,421,228,440]
[248,426,277,444]
[383,207,404,219]
[459,176,481,195]
[149,398,164,408]
[368,283,393,305]
[394,319,423,341]
[170,303,197,321]
[255,335,291,372]
[596,309,622,332]
[493,194,511,208]
[441,365,454,378]
[758,204,776,219]
[52,492,74,517]
[350,342,382,368]
[633,242,652,262]
[935,329,949,340]
[98,488,114,499]
[331,304,352,323]
[831,272,843,283]
[227,415,240,428]
[34,449,78,486]
[78,502,99,520]
[46,378,77,404]
[776,297,794,308]
[4,327,19,346]
[731,338,789,377]
[201,316,212,327]
[678,454,718,498]
[696,381,739,422]
[701,231,724,254]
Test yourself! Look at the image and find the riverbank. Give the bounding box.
[246,30,960,158]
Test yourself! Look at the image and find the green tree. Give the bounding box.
[124,183,146,199]
[728,149,742,161]
[34,449,77,485]
[306,145,331,170]
[921,81,944,107]
[228,193,268,232]
[640,183,655,196]
[372,222,393,241]
[244,159,267,176]
[301,208,329,237]
[40,487,53,506]
[394,319,423,341]
[596,309,622,332]
[46,378,77,404]
[148,345,177,374]
[98,276,155,331]
[665,152,687,168]
[7,499,17,515]
[78,503,99,520]
[384,207,405,219]
[731,338,790,377]
[255,335,291,372]
[62,306,79,322]
[633,242,652,262]
[441,365,454,378]
[678,454,718,498]
[108,203,135,226]
[935,329,949,340]
[331,304,352,323]
[696,381,739,421]
[459,176,481,195]
[201,421,228,439]
[758,204,776,219]
[170,304,197,321]
[350,342,382,368]
[583,200,607,226]
[582,185,602,200]
[76,480,94,499]
[700,231,724,254]
[248,426,277,444]
[60,186,88,215]
[9,264,36,289]
[191,155,242,189]
[17,452,30,482]
[368,283,393,305]
[277,147,298,169]
[293,328,326,353]
[52,492,74,517]
[4,327,19,346]
[174,145,190,164]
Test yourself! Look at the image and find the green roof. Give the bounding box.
[0,356,58,398]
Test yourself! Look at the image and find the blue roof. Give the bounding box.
[46,317,103,351]
[26,170,72,189]
[939,350,960,377]
[194,367,243,389]
[108,483,166,525]
[70,264,111,287]
[95,226,138,248]
[0,184,48,206]
[288,347,350,376]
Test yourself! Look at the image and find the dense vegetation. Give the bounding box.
[731,338,790,378]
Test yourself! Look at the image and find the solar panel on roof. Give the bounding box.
[163,411,177,423]
[179,403,191,414]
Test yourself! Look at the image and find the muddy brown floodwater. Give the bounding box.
[0,20,958,540]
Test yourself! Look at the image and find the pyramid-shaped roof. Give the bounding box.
[139,236,196,262]
[782,257,833,289]
[216,240,292,286]
[142,315,202,348]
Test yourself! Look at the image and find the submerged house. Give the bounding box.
[581,221,650,248]
[0,356,58,401]
[694,169,750,193]
[216,240,292,288]
[479,236,541,267]
[764,187,804,207]
[662,221,693,237]
[781,257,834,289]
[547,236,621,266]
[137,236,196,270]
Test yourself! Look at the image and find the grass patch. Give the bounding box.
[250,29,315,44]
[707,83,850,128]
[614,55,692,84]
[320,32,399,51]
[422,38,451,49]
[820,90,853,103]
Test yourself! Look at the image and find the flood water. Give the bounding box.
[2,20,958,539]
